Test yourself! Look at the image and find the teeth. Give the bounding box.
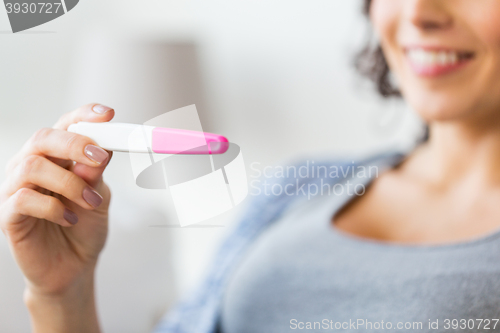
[438,52,448,65]
[407,49,463,67]
[450,52,458,64]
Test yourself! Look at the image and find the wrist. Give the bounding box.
[24,267,101,333]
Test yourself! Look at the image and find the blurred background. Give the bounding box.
[0,0,423,332]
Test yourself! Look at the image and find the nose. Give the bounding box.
[405,0,453,31]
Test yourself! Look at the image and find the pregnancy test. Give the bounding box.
[68,122,229,155]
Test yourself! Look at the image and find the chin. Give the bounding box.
[403,90,476,122]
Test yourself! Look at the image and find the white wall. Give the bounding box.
[0,1,422,332]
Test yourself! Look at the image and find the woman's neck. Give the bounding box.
[406,116,500,188]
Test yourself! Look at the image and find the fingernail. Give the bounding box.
[84,145,109,164]
[63,208,79,225]
[83,187,103,208]
[92,104,113,114]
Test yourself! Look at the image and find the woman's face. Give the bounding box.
[371,0,500,124]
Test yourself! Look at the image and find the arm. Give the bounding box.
[0,103,115,333]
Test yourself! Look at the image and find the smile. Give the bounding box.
[405,47,475,77]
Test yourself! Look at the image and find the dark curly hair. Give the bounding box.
[356,0,431,142]
[355,0,401,98]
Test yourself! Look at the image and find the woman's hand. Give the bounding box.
[0,104,115,333]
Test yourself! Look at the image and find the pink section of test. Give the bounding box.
[151,127,229,154]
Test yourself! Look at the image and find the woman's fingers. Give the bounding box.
[7,128,109,174]
[0,188,78,233]
[53,103,114,130]
[4,155,103,210]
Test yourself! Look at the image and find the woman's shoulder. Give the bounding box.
[240,149,406,227]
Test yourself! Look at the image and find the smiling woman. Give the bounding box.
[334,0,500,247]
[218,1,500,332]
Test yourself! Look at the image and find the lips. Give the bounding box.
[405,47,475,77]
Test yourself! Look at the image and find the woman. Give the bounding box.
[2,0,500,332]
